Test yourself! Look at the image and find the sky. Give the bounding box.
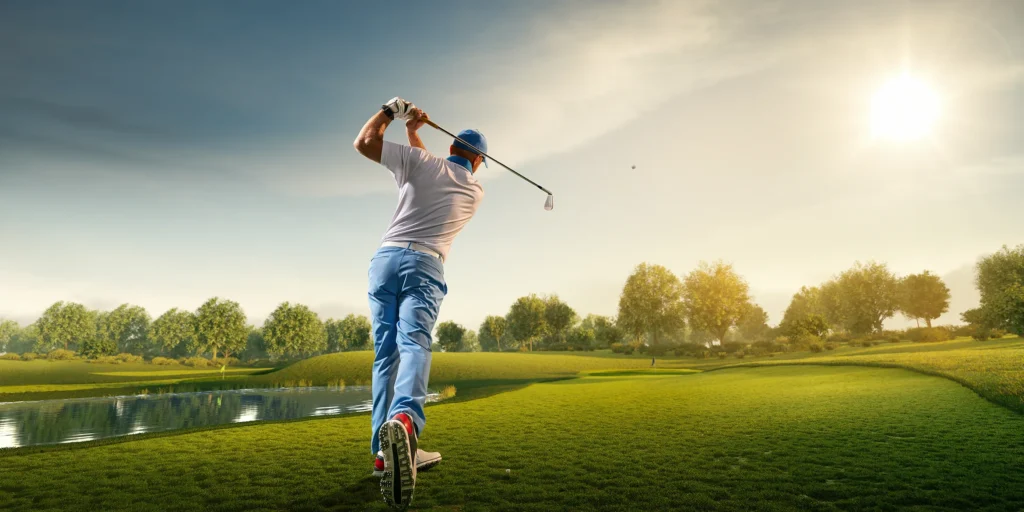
[1,0,1022,331]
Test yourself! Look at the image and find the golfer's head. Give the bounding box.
[450,129,488,173]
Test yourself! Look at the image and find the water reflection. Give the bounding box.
[0,387,441,448]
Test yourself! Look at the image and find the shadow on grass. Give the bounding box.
[586,369,701,378]
[320,475,383,511]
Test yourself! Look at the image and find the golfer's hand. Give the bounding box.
[384,97,416,120]
[406,108,429,132]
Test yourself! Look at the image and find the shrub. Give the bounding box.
[827,332,852,344]
[46,349,78,360]
[733,351,746,359]
[151,356,177,365]
[747,347,767,357]
[87,355,120,364]
[824,342,837,351]
[972,328,992,341]
[1,353,22,360]
[906,327,951,343]
[115,353,144,364]
[647,345,670,357]
[773,336,791,346]
[720,342,745,353]
[21,352,38,361]
[990,329,1008,339]
[751,339,782,354]
[219,356,240,367]
[717,352,727,359]
[792,334,820,350]
[809,343,823,353]
[182,356,211,367]
[610,343,628,354]
[949,324,976,338]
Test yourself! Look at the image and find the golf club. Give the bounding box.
[424,119,554,211]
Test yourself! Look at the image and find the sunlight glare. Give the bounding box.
[870,73,940,142]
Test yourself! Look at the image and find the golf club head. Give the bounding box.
[544,194,554,211]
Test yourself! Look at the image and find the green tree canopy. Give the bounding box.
[835,261,900,335]
[241,326,270,361]
[6,324,38,354]
[682,261,751,346]
[96,304,151,355]
[478,315,507,352]
[337,314,372,351]
[900,271,951,328]
[35,301,95,353]
[82,311,117,358]
[580,315,624,348]
[974,245,1024,335]
[542,295,577,347]
[617,263,686,346]
[461,330,480,352]
[262,302,327,358]
[0,319,18,353]
[737,303,771,342]
[150,308,196,357]
[193,297,248,361]
[506,295,548,351]
[566,326,596,350]
[435,321,466,352]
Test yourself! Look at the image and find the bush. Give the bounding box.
[218,357,240,367]
[720,342,745,353]
[824,342,837,351]
[21,352,38,361]
[114,353,143,364]
[751,339,782,354]
[879,330,904,343]
[1,353,23,360]
[151,356,177,365]
[46,349,78,360]
[733,351,746,359]
[972,328,992,341]
[990,329,1008,339]
[906,327,951,343]
[948,324,976,338]
[791,334,820,350]
[610,343,628,354]
[87,355,120,364]
[717,352,727,359]
[647,345,670,357]
[827,332,852,344]
[809,343,823,353]
[182,356,212,367]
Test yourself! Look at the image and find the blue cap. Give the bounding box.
[453,129,488,168]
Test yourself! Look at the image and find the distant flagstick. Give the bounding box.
[424,119,554,211]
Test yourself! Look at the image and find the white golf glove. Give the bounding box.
[383,97,416,120]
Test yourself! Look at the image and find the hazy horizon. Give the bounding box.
[2,0,1021,333]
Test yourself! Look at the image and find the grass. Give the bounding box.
[0,360,271,401]
[720,337,1024,413]
[2,366,1022,511]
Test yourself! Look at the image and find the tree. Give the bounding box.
[682,261,751,346]
[193,297,248,362]
[262,302,327,358]
[973,245,1024,335]
[900,271,951,328]
[6,324,38,354]
[617,263,686,346]
[566,326,596,350]
[834,261,900,335]
[150,308,196,357]
[35,302,95,353]
[506,295,547,351]
[96,304,151,355]
[81,311,117,358]
[580,315,624,348]
[478,315,507,352]
[325,318,344,352]
[737,304,770,342]
[0,320,18,353]
[435,321,466,352]
[337,314,372,351]
[462,330,480,352]
[241,326,270,361]
[542,295,577,348]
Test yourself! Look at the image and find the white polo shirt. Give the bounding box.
[379,141,484,262]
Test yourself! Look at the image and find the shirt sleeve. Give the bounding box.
[380,140,415,185]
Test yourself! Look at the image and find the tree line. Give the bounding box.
[3,244,1021,360]
[0,298,374,362]
[428,244,1024,353]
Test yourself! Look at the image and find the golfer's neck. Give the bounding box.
[447,155,474,172]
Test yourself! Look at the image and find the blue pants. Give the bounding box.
[367,245,447,454]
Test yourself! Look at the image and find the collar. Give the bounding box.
[446,155,474,173]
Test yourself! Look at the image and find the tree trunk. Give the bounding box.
[916,318,920,328]
[212,347,218,362]
[925,318,932,328]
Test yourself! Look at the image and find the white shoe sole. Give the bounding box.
[379,420,415,508]
[373,453,441,478]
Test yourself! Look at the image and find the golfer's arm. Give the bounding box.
[406,128,427,151]
[353,110,392,163]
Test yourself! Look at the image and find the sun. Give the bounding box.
[870,73,940,141]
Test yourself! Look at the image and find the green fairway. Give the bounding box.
[2,366,1022,511]
[0,360,271,401]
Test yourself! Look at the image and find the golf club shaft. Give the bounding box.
[424,119,552,196]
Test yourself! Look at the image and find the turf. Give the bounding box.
[2,366,1022,511]
[0,360,270,401]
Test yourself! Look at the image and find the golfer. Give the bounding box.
[353,96,486,508]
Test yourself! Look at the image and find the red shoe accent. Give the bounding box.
[374,456,385,472]
[394,412,415,437]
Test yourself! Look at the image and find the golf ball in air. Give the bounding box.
[506,469,511,475]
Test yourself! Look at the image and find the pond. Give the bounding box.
[0,386,442,449]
